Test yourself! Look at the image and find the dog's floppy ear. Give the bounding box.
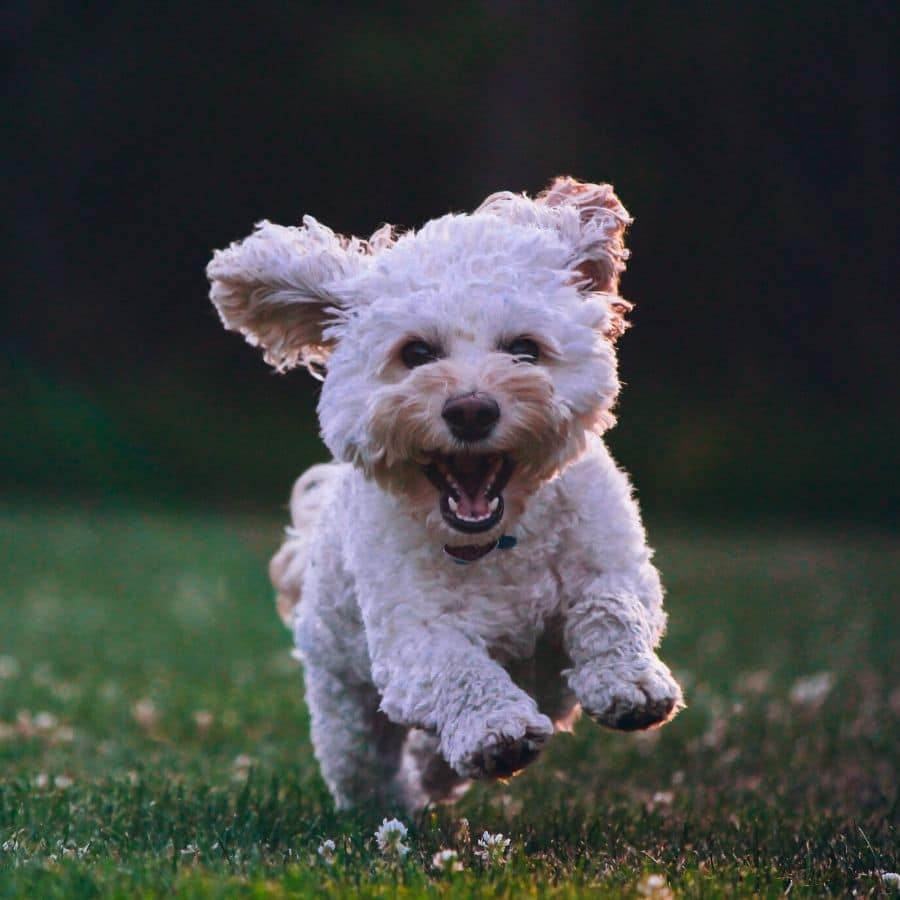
[478,176,633,338]
[207,216,371,373]
[538,177,633,340]
[536,176,631,295]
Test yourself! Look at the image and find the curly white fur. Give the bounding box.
[208,177,684,811]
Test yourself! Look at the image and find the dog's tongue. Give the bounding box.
[455,487,491,519]
[450,457,494,518]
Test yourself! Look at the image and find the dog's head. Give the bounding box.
[208,177,632,558]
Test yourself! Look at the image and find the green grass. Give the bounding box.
[0,507,897,897]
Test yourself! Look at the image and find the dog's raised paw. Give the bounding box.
[449,713,553,780]
[469,732,543,779]
[595,690,677,731]
[574,658,684,732]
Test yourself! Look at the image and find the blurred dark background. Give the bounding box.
[3,1,897,522]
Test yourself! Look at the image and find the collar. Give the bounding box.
[443,533,518,564]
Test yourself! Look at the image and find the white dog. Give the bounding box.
[207,177,684,811]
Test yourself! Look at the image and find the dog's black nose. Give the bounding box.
[442,393,500,442]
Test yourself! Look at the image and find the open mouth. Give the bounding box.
[424,453,515,535]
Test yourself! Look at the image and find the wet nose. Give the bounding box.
[441,392,500,442]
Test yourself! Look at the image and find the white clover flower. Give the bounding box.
[374,818,409,859]
[34,712,58,732]
[132,698,159,730]
[475,831,510,866]
[193,710,214,732]
[789,672,834,708]
[231,753,255,782]
[880,872,900,890]
[431,848,463,873]
[637,872,673,898]
[317,839,336,864]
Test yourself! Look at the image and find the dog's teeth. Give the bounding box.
[488,496,500,511]
[448,496,458,512]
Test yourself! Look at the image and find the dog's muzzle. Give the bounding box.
[423,453,515,535]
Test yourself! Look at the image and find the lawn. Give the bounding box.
[0,506,897,897]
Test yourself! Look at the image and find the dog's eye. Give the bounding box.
[504,337,540,363]
[400,340,440,369]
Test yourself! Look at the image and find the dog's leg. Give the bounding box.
[394,729,471,811]
[365,614,554,781]
[302,663,407,809]
[270,464,343,627]
[562,571,683,731]
[556,441,684,731]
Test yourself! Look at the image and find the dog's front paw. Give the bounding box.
[445,708,554,780]
[572,657,684,732]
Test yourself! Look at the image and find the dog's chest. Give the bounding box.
[435,548,566,661]
[341,470,582,661]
